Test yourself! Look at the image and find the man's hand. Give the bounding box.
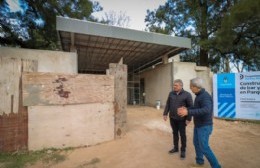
[177,106,188,117]
[186,120,191,125]
[163,115,168,121]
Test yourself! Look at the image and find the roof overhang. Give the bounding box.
[56,16,191,74]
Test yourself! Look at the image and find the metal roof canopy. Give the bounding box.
[56,16,191,74]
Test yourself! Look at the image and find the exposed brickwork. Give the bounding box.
[0,111,28,152]
[0,76,28,152]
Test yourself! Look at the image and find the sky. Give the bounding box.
[6,0,20,11]
[6,0,166,30]
[92,0,166,30]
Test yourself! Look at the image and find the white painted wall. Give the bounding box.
[140,61,212,108]
[195,66,213,95]
[140,63,172,107]
[0,47,77,73]
[28,103,114,150]
[173,62,197,100]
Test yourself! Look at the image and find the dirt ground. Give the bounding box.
[28,106,260,168]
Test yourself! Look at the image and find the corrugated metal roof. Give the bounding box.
[56,16,191,74]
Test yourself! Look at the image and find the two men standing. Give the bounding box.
[164,77,221,168]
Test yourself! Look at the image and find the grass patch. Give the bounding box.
[0,151,45,168]
[0,148,73,168]
[42,152,66,164]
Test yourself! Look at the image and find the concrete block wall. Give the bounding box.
[108,63,127,139]
[22,72,115,150]
[1,47,127,152]
[0,47,77,73]
[0,47,77,152]
[28,103,114,150]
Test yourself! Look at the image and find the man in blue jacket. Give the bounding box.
[178,77,221,168]
[163,79,193,159]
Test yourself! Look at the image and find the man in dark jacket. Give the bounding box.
[178,77,221,168]
[163,79,193,159]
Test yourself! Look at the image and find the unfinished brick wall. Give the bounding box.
[0,111,28,152]
[0,58,37,152]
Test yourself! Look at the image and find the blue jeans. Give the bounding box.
[194,125,221,168]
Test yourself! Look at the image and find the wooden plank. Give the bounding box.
[0,58,37,115]
[0,58,20,115]
[109,63,127,138]
[22,72,114,106]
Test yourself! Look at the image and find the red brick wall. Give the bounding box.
[0,111,28,152]
[0,77,28,152]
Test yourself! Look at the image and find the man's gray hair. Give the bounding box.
[190,77,204,88]
[173,79,183,86]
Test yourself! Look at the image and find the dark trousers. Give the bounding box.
[170,118,187,152]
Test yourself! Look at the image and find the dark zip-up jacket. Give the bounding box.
[188,88,213,127]
[163,89,193,121]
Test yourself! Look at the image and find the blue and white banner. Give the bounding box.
[213,71,260,120]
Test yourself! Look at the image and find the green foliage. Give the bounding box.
[0,148,71,168]
[0,151,44,168]
[211,0,260,71]
[0,0,102,49]
[42,153,66,164]
[145,0,233,67]
[145,0,260,72]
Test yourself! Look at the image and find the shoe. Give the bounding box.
[168,148,178,154]
[189,163,204,168]
[180,151,185,159]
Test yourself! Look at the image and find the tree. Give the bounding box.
[101,10,130,28]
[205,0,260,72]
[145,0,260,72]
[0,0,102,49]
[145,0,236,67]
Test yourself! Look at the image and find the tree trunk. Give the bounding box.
[224,57,231,72]
[199,0,209,67]
[199,49,208,66]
